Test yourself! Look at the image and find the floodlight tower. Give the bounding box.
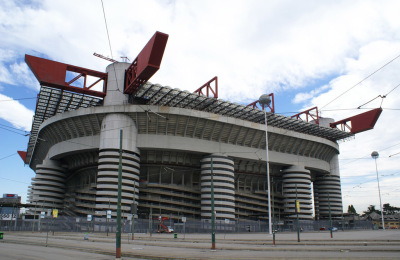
[371,151,385,230]
[259,94,272,235]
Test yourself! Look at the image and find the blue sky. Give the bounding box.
[1,0,400,214]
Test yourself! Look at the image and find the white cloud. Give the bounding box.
[0,93,34,131]
[1,0,400,210]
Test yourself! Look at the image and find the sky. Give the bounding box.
[0,0,399,215]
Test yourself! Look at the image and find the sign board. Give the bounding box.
[87,214,92,221]
[76,217,80,223]
[47,209,51,216]
[3,194,18,198]
[41,211,45,219]
[0,207,17,220]
[107,210,112,219]
[295,200,300,213]
[182,216,186,223]
[52,209,58,218]
[0,213,16,220]
[127,214,132,221]
[225,218,230,224]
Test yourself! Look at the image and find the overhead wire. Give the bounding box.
[0,153,17,161]
[0,123,29,133]
[100,0,123,94]
[320,53,400,110]
[0,125,28,136]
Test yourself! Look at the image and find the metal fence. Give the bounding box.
[1,216,374,233]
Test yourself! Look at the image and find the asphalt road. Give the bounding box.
[0,230,399,259]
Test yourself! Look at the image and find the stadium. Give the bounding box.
[20,32,381,225]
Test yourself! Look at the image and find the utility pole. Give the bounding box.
[211,157,216,250]
[32,202,37,233]
[107,200,110,236]
[132,180,136,240]
[272,178,275,245]
[296,184,300,242]
[329,192,333,238]
[116,130,123,259]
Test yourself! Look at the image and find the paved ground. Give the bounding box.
[1,230,400,259]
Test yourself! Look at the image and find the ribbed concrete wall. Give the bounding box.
[30,159,66,211]
[314,175,342,218]
[314,154,343,219]
[200,154,235,220]
[282,165,313,220]
[95,113,140,217]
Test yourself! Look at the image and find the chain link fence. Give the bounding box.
[1,216,373,233]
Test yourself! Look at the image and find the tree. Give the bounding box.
[347,204,357,214]
[363,205,381,215]
[383,203,400,214]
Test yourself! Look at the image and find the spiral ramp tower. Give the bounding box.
[30,159,66,214]
[201,154,235,220]
[282,165,313,220]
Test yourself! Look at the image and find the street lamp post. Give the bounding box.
[371,151,385,230]
[259,94,272,235]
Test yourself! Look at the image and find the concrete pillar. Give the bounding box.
[282,165,313,220]
[103,62,130,106]
[95,113,140,217]
[95,62,140,218]
[314,154,343,219]
[31,159,66,213]
[200,154,235,220]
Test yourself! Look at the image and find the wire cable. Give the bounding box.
[0,126,28,136]
[321,53,400,110]
[100,0,114,61]
[100,0,122,93]
[0,153,17,161]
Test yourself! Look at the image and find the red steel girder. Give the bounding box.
[124,31,169,94]
[247,93,275,113]
[194,76,218,99]
[25,54,108,98]
[330,108,383,134]
[17,151,27,162]
[291,106,319,125]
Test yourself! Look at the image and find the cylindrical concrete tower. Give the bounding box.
[314,154,342,219]
[30,159,66,213]
[200,154,235,220]
[282,165,313,220]
[103,62,130,106]
[95,62,140,218]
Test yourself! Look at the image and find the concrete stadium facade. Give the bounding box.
[26,62,350,222]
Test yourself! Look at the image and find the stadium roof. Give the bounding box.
[25,82,354,164]
[25,86,103,164]
[131,83,354,141]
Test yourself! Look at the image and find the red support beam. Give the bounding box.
[247,93,275,113]
[193,76,218,99]
[291,106,319,125]
[124,31,169,94]
[25,54,108,98]
[17,151,27,162]
[330,108,383,134]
